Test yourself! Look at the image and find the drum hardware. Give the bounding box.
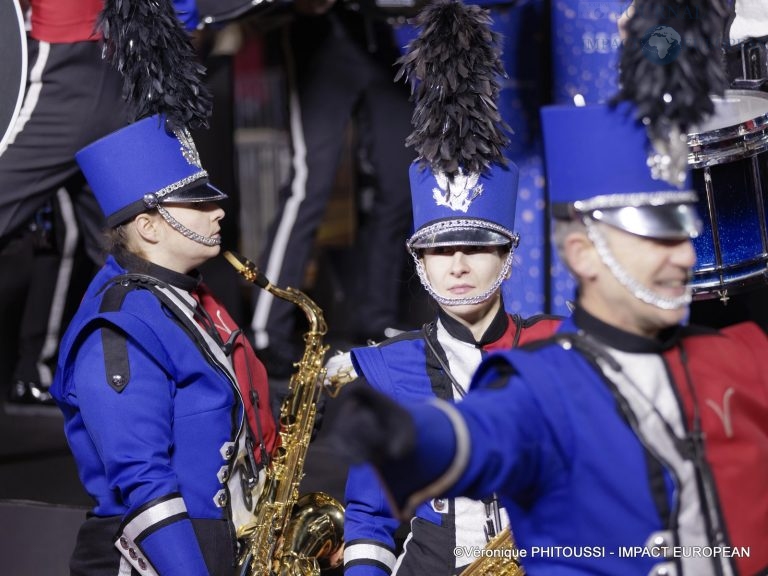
[701,169,726,300]
[688,89,768,302]
[725,35,768,91]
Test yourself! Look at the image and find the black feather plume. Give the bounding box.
[616,0,729,136]
[395,0,510,178]
[99,0,212,130]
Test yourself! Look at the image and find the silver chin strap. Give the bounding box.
[412,248,514,307]
[157,205,221,247]
[585,218,691,311]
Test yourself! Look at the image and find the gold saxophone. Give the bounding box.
[460,528,525,576]
[224,251,345,576]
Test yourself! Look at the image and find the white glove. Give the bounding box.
[323,350,358,395]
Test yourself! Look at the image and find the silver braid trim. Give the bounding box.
[411,248,514,307]
[407,219,519,249]
[156,171,208,200]
[157,205,221,247]
[572,191,697,214]
[585,219,691,311]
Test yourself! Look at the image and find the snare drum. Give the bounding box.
[687,89,768,300]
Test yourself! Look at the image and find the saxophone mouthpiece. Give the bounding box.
[224,250,270,289]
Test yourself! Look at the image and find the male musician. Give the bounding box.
[0,0,128,406]
[330,101,768,575]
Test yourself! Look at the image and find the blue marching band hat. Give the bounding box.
[76,114,226,228]
[399,0,521,254]
[407,162,519,250]
[540,102,702,240]
[75,0,221,228]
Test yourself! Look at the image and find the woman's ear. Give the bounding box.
[131,212,161,244]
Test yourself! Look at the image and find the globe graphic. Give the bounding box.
[641,25,682,65]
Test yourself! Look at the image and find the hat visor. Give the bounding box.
[161,182,228,204]
[409,227,513,250]
[592,204,702,240]
[106,183,229,227]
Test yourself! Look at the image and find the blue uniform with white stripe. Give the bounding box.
[344,308,559,576]
[377,309,768,575]
[51,253,260,576]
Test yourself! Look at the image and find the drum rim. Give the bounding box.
[693,252,768,275]
[688,89,768,144]
[691,265,768,299]
[688,90,768,167]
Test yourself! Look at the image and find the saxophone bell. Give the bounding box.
[283,492,345,573]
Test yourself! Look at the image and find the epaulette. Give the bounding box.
[95,273,207,392]
[518,313,565,328]
[98,279,140,392]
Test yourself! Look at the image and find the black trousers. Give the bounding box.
[0,39,129,387]
[250,10,416,354]
[69,515,236,576]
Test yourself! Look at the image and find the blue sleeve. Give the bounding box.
[379,363,560,517]
[126,506,209,576]
[451,368,553,499]
[344,464,400,576]
[375,398,458,516]
[342,363,401,576]
[74,329,209,575]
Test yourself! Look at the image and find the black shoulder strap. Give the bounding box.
[96,273,208,393]
[98,281,135,393]
[421,321,457,401]
[518,312,565,328]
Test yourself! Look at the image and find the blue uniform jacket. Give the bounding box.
[51,254,249,576]
[382,310,768,575]
[344,308,559,576]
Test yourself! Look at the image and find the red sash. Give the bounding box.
[665,322,768,574]
[195,283,278,463]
